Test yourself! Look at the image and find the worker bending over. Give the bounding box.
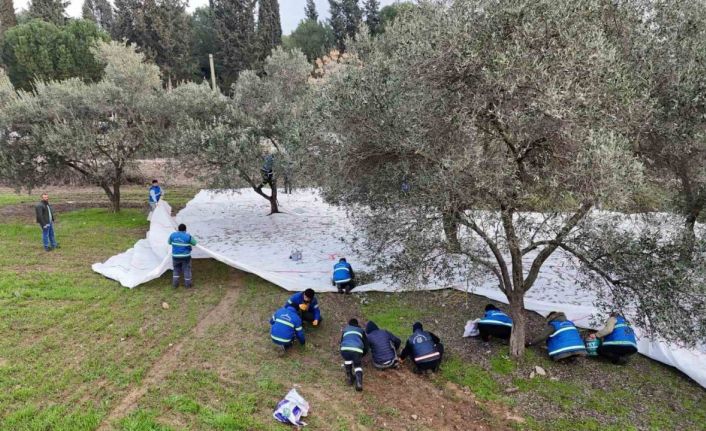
[332,258,355,294]
[526,311,587,361]
[286,289,321,326]
[366,321,401,369]
[340,319,369,391]
[589,312,638,364]
[400,322,444,373]
[478,304,513,342]
[270,303,305,352]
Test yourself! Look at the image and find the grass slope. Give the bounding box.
[0,190,703,430]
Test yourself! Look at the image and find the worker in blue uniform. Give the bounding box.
[332,258,355,294]
[168,223,197,288]
[340,318,369,391]
[478,304,513,342]
[270,303,306,352]
[400,322,444,373]
[285,289,321,326]
[526,311,588,361]
[589,312,638,364]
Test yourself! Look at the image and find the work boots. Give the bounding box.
[354,369,363,392]
[344,363,354,385]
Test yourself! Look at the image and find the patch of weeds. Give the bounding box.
[513,377,583,412]
[358,413,375,426]
[1,404,102,431]
[165,394,202,414]
[361,296,423,339]
[118,409,174,431]
[490,349,516,375]
[541,418,635,431]
[441,356,502,401]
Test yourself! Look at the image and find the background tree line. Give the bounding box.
[0,0,409,91]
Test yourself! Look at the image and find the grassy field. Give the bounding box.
[0,187,703,430]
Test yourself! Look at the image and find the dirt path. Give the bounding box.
[97,275,243,430]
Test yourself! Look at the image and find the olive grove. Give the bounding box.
[311,0,703,357]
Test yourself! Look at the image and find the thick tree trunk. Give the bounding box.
[111,181,121,212]
[269,178,279,214]
[508,290,527,358]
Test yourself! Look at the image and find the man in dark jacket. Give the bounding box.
[340,318,369,391]
[35,193,58,251]
[365,321,401,369]
[400,322,444,373]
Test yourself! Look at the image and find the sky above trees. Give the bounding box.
[13,0,400,34]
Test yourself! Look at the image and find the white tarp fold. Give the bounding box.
[92,190,706,389]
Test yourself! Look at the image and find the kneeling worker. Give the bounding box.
[270,303,305,351]
[286,289,321,326]
[365,321,401,369]
[340,318,369,391]
[332,258,355,294]
[591,312,638,364]
[478,304,513,342]
[526,311,587,361]
[400,322,444,373]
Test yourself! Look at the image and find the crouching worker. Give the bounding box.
[270,304,305,352]
[591,312,638,365]
[400,322,444,374]
[340,319,369,391]
[286,289,321,326]
[365,321,401,369]
[478,304,513,342]
[332,258,355,294]
[168,224,197,288]
[526,311,587,362]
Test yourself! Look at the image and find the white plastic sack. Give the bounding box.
[273,388,309,427]
[463,319,481,337]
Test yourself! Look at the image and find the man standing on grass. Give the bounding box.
[148,179,163,211]
[168,223,197,288]
[35,193,58,252]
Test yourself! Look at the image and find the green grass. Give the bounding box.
[1,195,704,431]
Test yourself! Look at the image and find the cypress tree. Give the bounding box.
[304,0,317,22]
[342,0,361,39]
[257,0,281,62]
[213,0,255,89]
[0,0,18,35]
[328,0,346,52]
[28,0,68,26]
[363,0,380,35]
[82,0,114,32]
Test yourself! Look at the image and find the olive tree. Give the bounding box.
[0,42,168,212]
[316,0,649,357]
[170,48,312,214]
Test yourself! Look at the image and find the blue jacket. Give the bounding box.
[366,321,400,364]
[286,291,321,321]
[479,309,513,328]
[270,306,305,346]
[408,330,441,364]
[547,319,587,357]
[168,231,197,258]
[602,315,637,348]
[340,324,367,355]
[149,185,163,203]
[333,261,353,284]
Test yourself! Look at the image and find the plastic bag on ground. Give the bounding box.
[463,318,480,337]
[273,388,310,427]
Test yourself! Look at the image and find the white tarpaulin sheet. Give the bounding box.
[93,189,706,389]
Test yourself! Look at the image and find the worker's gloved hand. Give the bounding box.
[299,303,309,311]
[313,320,319,326]
[43,224,50,229]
